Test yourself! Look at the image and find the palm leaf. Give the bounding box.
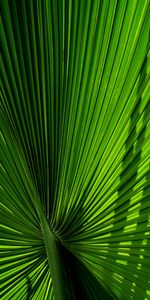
[0,0,150,299]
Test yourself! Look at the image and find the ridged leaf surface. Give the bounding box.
[0,1,150,299]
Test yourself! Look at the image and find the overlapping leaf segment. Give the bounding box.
[0,1,150,299]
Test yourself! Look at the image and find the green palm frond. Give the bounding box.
[0,0,150,299]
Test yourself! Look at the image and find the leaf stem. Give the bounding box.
[38,205,73,300]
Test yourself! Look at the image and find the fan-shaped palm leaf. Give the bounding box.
[0,0,150,299]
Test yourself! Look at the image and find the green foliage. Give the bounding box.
[0,0,150,299]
